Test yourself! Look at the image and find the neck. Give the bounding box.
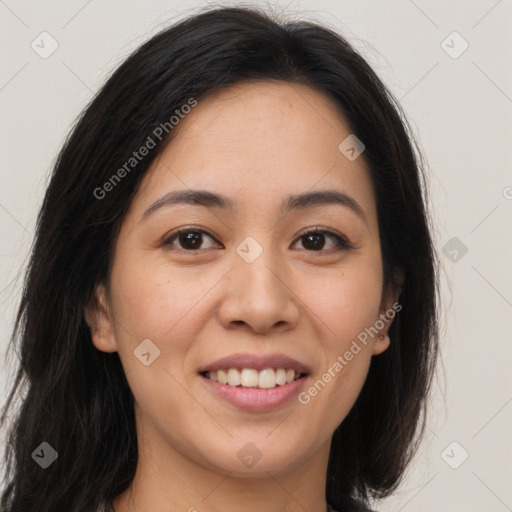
[112,418,331,512]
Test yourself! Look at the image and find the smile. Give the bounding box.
[202,367,304,389]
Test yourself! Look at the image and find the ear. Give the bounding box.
[84,283,117,353]
[372,268,404,356]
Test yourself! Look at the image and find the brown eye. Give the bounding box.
[293,229,352,252]
[164,228,220,251]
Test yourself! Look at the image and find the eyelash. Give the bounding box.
[162,226,354,254]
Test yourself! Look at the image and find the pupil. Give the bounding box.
[304,233,324,251]
[180,231,201,249]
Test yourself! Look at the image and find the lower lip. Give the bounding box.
[200,374,308,411]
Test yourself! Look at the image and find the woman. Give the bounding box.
[0,6,439,512]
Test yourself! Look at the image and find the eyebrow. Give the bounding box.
[141,189,367,224]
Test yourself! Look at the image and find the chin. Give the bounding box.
[196,436,310,476]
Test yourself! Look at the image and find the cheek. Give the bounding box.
[294,259,382,422]
[106,251,224,403]
[300,259,383,345]
[107,255,212,419]
[110,250,218,341]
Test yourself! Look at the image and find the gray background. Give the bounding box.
[1,0,511,510]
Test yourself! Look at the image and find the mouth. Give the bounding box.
[197,352,311,411]
[200,367,307,389]
[197,352,310,389]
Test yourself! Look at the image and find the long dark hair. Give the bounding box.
[0,6,439,511]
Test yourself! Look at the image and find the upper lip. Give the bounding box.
[198,352,311,374]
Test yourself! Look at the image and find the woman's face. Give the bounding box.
[87,80,398,477]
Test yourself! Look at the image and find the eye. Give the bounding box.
[291,227,353,252]
[163,226,353,253]
[163,227,221,251]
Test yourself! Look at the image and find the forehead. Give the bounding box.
[134,80,377,221]
[170,80,353,157]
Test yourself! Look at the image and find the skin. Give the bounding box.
[85,80,401,512]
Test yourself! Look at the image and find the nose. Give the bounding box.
[217,241,301,334]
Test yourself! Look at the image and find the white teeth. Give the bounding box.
[227,368,241,386]
[276,368,287,386]
[217,369,227,385]
[240,368,259,387]
[204,368,302,388]
[258,368,276,388]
